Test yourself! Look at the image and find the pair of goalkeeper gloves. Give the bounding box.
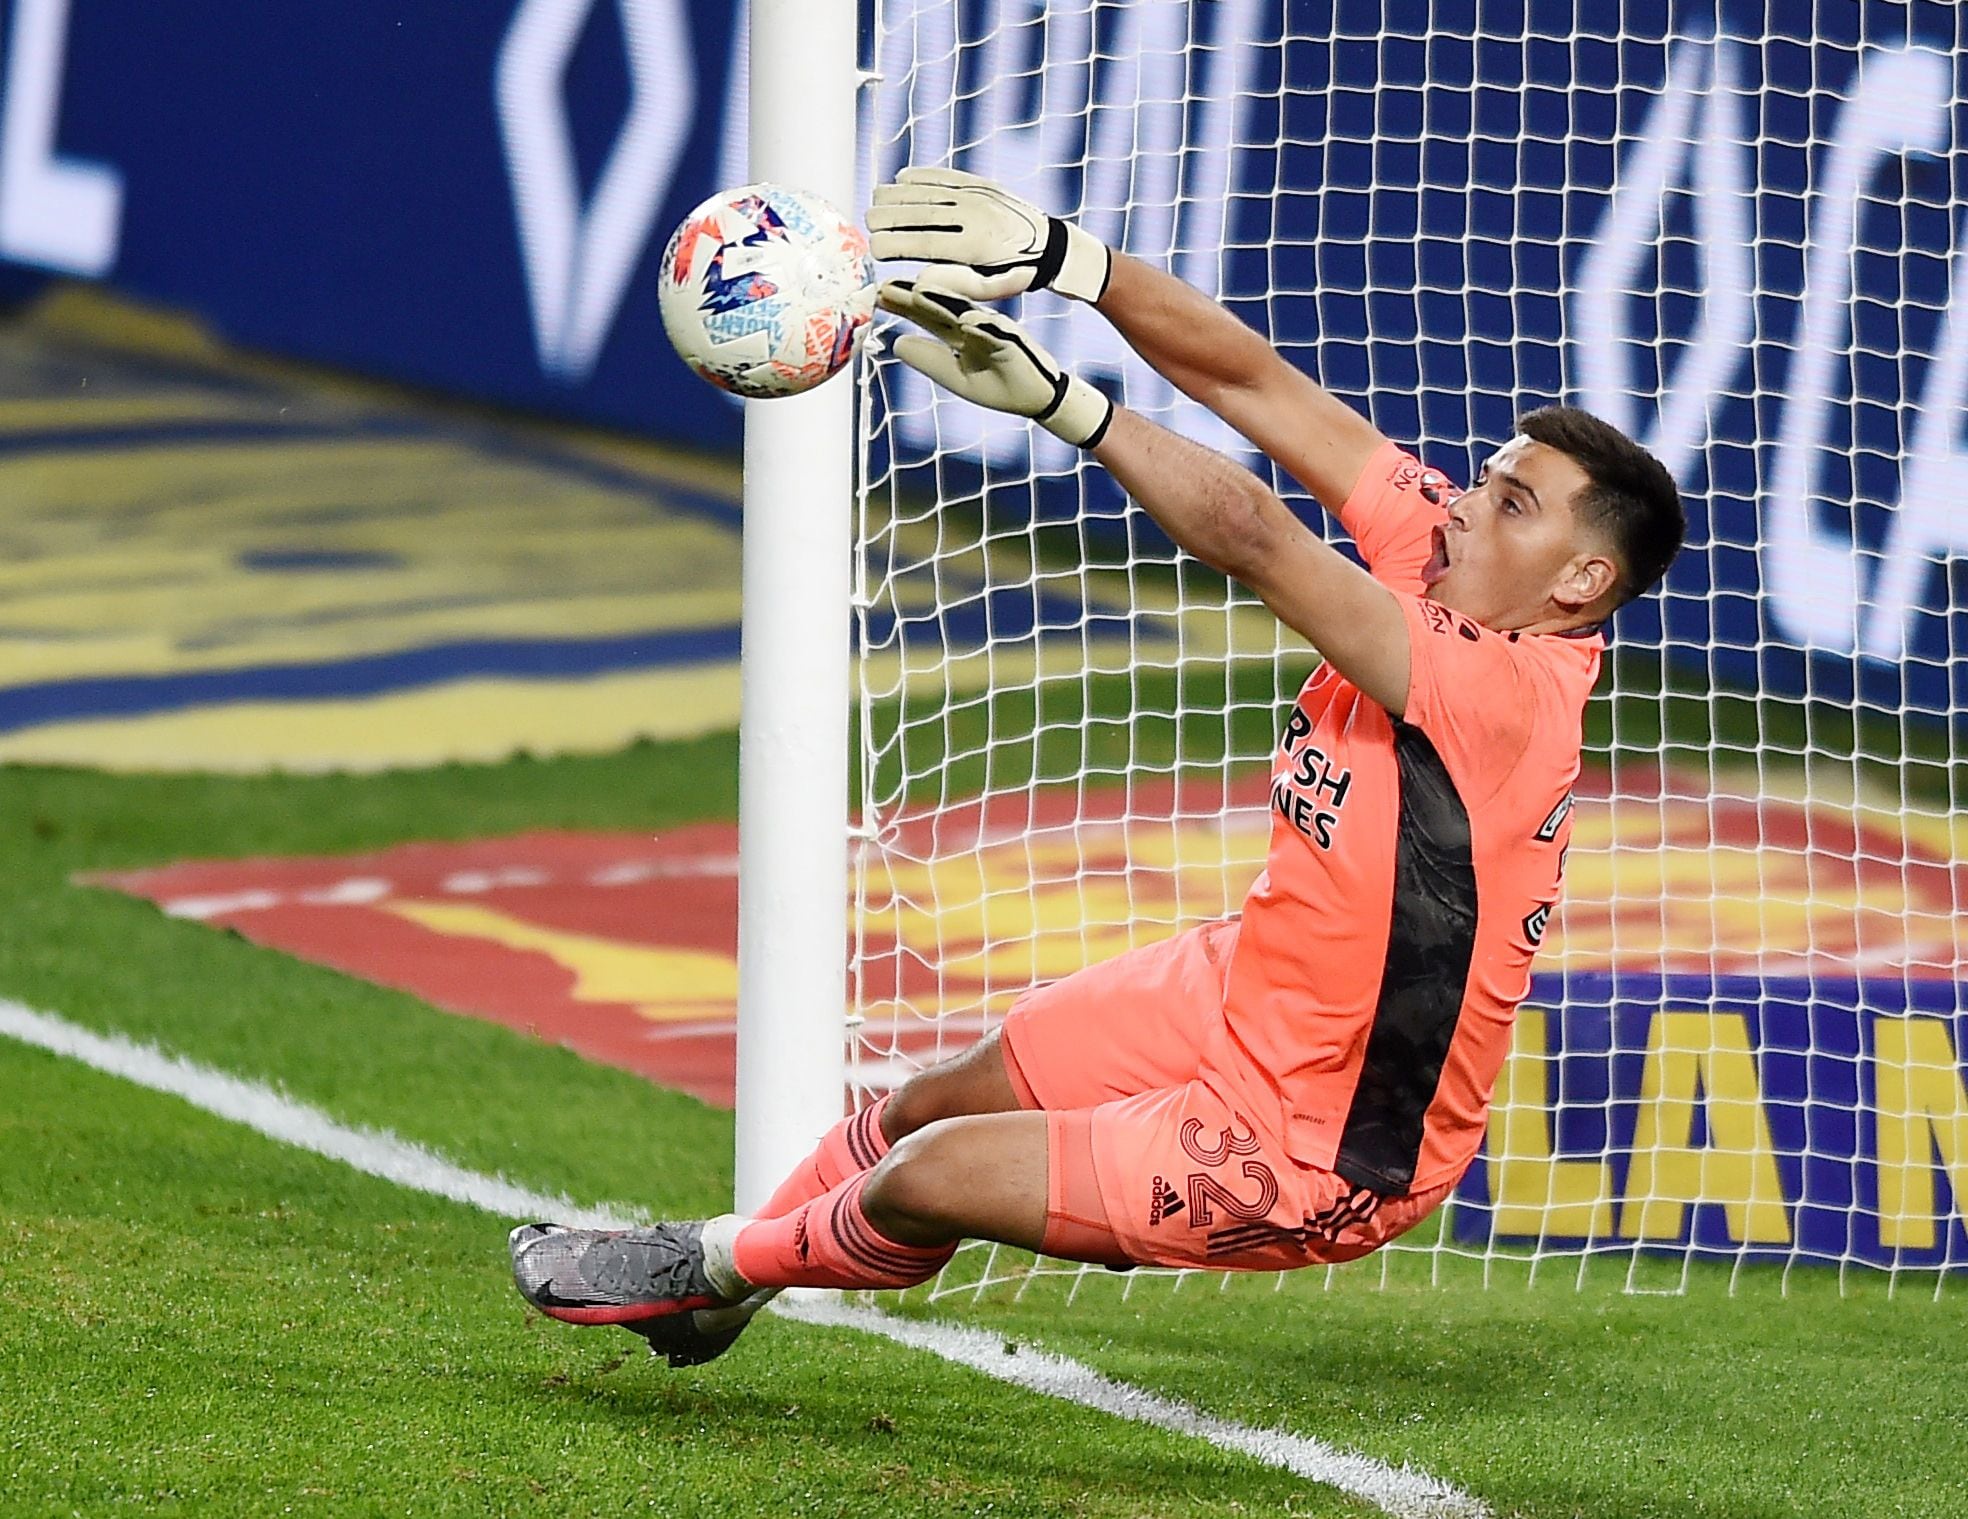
[868,168,1116,450]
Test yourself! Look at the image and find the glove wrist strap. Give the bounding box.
[1037,374,1115,449]
[1040,220,1113,304]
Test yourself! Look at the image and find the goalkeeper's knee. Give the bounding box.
[885,1030,1023,1138]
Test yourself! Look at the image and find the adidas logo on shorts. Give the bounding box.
[1148,1176,1185,1226]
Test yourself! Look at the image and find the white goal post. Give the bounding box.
[732,0,858,1211]
[740,0,1968,1289]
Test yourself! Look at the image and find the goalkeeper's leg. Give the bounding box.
[752,918,1239,1220]
[723,1078,1455,1293]
[507,923,1245,1344]
[514,1075,1454,1325]
[512,1113,1051,1326]
[751,1033,1020,1218]
[723,1111,1050,1291]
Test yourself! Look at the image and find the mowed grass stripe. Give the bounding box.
[914,1250,1968,1517]
[0,1032,1364,1519]
[2,998,1467,1519]
[0,998,649,1231]
[0,746,743,1216]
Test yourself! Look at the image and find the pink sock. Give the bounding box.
[733,1173,955,1291]
[754,1097,892,1219]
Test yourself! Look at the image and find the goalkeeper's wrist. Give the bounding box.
[1037,373,1114,449]
[1046,220,1113,303]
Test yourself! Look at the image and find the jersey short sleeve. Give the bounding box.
[1338,441,1460,593]
[1398,595,1547,808]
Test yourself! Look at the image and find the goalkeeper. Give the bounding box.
[510,168,1685,1363]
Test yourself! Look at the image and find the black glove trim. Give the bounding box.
[976,314,1054,378]
[1034,368,1072,424]
[1092,245,1114,303]
[1033,217,1071,291]
[915,284,975,321]
[1078,396,1115,450]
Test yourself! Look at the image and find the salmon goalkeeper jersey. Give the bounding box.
[1208,442,1602,1198]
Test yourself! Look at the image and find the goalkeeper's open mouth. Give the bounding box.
[1423,524,1451,588]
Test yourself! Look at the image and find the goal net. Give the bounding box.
[848,1,1968,1295]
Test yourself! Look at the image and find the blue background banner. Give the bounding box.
[1454,973,1968,1271]
[7,0,1968,715]
[5,0,748,443]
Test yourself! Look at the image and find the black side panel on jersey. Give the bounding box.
[1333,724,1478,1195]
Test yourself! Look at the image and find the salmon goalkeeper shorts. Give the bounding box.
[998,919,1453,1272]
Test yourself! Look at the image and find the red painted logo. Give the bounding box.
[84,770,1965,1105]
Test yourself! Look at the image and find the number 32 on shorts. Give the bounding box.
[1178,1116,1280,1225]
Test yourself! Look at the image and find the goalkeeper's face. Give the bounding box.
[1423,435,1621,632]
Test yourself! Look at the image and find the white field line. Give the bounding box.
[0,998,1487,1519]
[0,999,644,1233]
[781,1296,1488,1519]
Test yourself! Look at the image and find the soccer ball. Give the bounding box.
[657,183,876,399]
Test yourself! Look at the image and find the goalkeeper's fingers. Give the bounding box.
[888,331,974,397]
[896,261,1027,303]
[864,211,974,263]
[868,201,1031,301]
[893,164,999,193]
[877,278,974,340]
[869,182,962,213]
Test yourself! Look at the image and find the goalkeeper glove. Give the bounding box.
[880,280,1115,449]
[867,167,1113,304]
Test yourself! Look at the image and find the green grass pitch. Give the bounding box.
[2,729,1965,1518]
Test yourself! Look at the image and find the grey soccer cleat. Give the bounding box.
[507,1219,767,1361]
[509,1220,724,1328]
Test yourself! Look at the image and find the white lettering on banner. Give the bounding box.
[1765,49,1950,652]
[867,0,1265,469]
[1575,38,1963,660]
[1868,147,1968,661]
[0,0,121,275]
[496,0,695,382]
[1573,39,1752,484]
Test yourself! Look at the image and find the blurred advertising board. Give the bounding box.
[1455,973,1968,1271]
[5,1,1966,711]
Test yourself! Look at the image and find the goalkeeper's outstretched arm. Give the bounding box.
[1090,405,1410,714]
[877,279,1411,715]
[1096,253,1388,514]
[869,167,1388,513]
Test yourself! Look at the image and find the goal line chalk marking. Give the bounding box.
[0,997,1487,1519]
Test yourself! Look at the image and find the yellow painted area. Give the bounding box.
[0,663,745,773]
[386,899,737,1021]
[0,289,762,773]
[0,289,1206,771]
[1872,1016,1968,1251]
[20,283,236,362]
[1753,763,1968,867]
[1486,1009,1616,1238]
[1547,775,1967,974]
[0,436,745,688]
[0,392,281,430]
[1620,1009,1792,1244]
[860,814,1267,1018]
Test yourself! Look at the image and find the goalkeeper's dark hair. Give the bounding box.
[1516,404,1684,607]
